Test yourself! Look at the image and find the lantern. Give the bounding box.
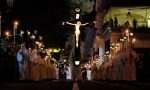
[7,0,14,8]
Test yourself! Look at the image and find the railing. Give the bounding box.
[102,22,150,34]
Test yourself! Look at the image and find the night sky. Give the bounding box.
[2,0,70,48]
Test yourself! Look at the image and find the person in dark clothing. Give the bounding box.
[85,22,96,58]
[82,67,87,80]
[142,53,150,81]
[136,54,145,81]
[5,45,19,81]
[114,16,118,28]
[133,18,137,29]
[58,64,66,79]
[110,18,113,28]
[0,47,6,81]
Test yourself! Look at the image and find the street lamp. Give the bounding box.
[125,29,129,41]
[125,29,129,51]
[5,31,10,39]
[30,35,35,49]
[13,21,18,47]
[5,31,9,36]
[20,30,24,43]
[130,32,133,55]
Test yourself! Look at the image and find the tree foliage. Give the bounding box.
[66,0,95,20]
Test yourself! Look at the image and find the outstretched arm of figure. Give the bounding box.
[66,22,76,25]
[81,22,89,26]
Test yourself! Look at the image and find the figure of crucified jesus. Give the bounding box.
[66,21,89,47]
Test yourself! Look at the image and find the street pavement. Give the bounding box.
[1,80,150,90]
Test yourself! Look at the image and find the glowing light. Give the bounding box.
[109,54,112,58]
[14,21,18,26]
[120,38,124,42]
[106,51,109,54]
[130,33,133,36]
[20,30,24,35]
[27,31,30,35]
[76,14,80,19]
[117,43,120,46]
[44,55,49,60]
[35,41,39,44]
[38,43,42,47]
[124,36,126,39]
[62,22,65,25]
[53,49,59,53]
[31,35,35,39]
[49,49,52,52]
[64,59,66,62]
[75,61,80,65]
[88,61,90,63]
[132,38,136,42]
[5,31,10,36]
[125,29,129,34]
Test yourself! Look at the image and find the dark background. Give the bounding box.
[1,0,149,48]
[1,0,70,48]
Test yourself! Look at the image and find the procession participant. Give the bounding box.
[17,44,29,80]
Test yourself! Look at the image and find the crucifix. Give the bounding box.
[66,21,89,47]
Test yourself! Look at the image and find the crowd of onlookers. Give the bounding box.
[0,43,19,81]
